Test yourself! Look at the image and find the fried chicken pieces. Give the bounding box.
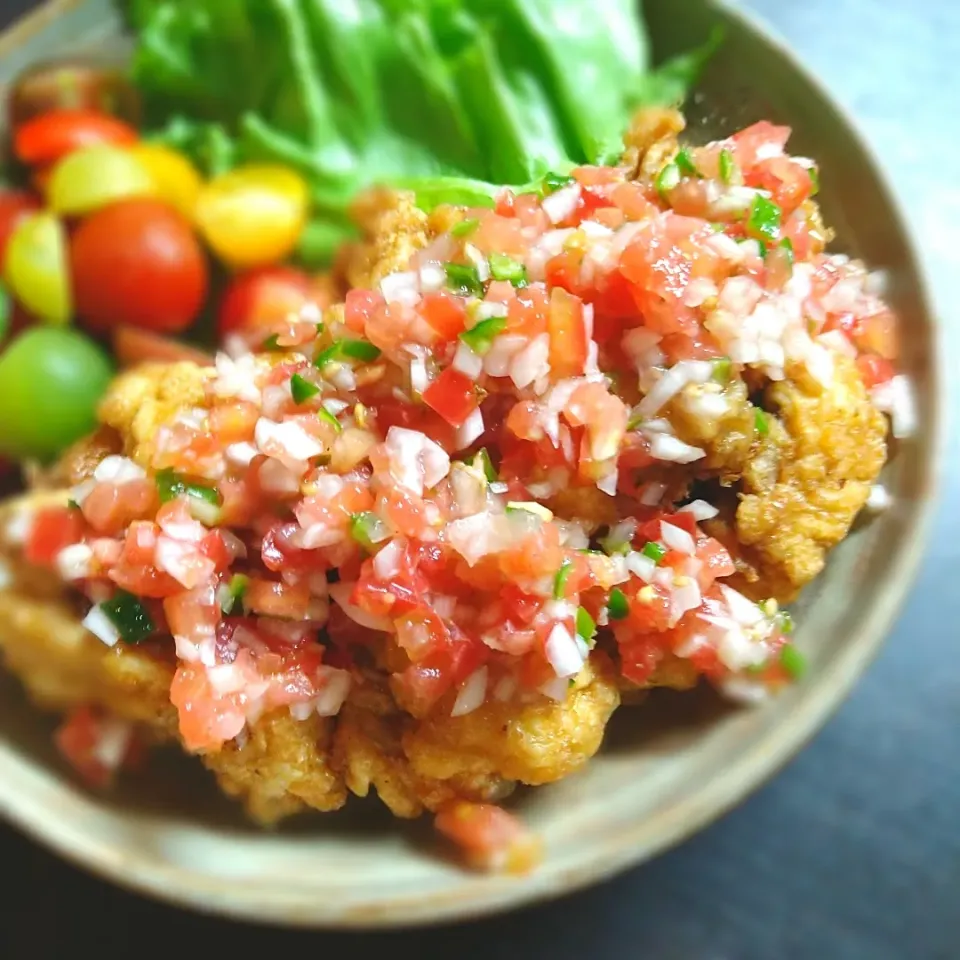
[0,110,889,831]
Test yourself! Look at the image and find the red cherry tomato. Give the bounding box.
[70,199,208,334]
[14,109,138,168]
[0,190,42,267]
[217,266,312,338]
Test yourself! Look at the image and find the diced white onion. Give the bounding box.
[545,622,585,678]
[55,543,94,581]
[661,521,696,556]
[255,418,325,462]
[649,434,706,464]
[93,455,146,485]
[541,183,581,224]
[82,605,120,647]
[866,483,891,512]
[510,333,550,389]
[452,341,484,379]
[720,585,765,627]
[380,270,421,306]
[373,539,404,580]
[225,442,259,468]
[451,666,489,717]
[455,407,485,450]
[679,499,719,521]
[625,551,657,583]
[314,667,352,716]
[639,482,667,507]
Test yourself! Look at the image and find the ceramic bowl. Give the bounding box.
[0,0,943,928]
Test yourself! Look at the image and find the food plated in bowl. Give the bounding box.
[0,0,941,926]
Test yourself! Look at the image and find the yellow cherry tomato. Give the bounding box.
[47,143,154,216]
[3,212,72,324]
[129,142,203,220]
[195,164,308,269]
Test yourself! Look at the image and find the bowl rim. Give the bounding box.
[0,0,947,929]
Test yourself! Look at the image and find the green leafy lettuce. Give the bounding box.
[124,0,717,263]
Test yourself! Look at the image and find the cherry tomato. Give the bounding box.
[9,61,141,128]
[47,144,154,216]
[0,327,113,461]
[70,199,208,334]
[14,108,138,167]
[129,143,203,220]
[4,212,71,324]
[0,190,42,268]
[195,165,308,269]
[217,266,313,337]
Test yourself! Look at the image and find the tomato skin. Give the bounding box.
[0,190,42,267]
[217,266,312,338]
[128,143,202,220]
[70,199,208,334]
[14,109,138,167]
[419,291,467,340]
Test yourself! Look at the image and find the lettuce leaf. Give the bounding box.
[126,0,716,263]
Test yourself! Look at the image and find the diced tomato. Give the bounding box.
[14,109,138,166]
[245,578,312,619]
[470,213,527,258]
[392,631,487,716]
[170,660,249,752]
[395,607,451,662]
[164,584,219,643]
[419,291,467,340]
[435,801,541,874]
[54,706,136,789]
[748,156,813,215]
[422,367,478,427]
[857,353,895,389]
[81,479,158,536]
[343,287,384,335]
[731,121,792,170]
[24,506,85,567]
[547,287,588,379]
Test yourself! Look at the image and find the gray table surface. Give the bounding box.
[1,1,957,958]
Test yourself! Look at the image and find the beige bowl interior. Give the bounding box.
[0,0,943,928]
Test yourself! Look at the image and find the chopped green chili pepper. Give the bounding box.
[444,262,484,298]
[459,315,507,355]
[315,338,381,368]
[712,357,732,383]
[576,606,597,644]
[470,447,497,482]
[488,252,527,287]
[67,499,81,511]
[674,149,699,177]
[553,559,574,600]
[656,162,681,196]
[317,405,342,433]
[642,541,666,563]
[99,590,155,644]
[607,587,629,621]
[754,408,770,436]
[778,236,795,265]
[349,511,388,551]
[261,334,281,351]
[809,166,820,196]
[718,148,739,185]
[290,373,320,405]
[542,171,575,195]
[156,468,221,506]
[747,194,782,244]
[451,217,480,238]
[779,643,806,678]
[777,610,796,635]
[221,574,250,616]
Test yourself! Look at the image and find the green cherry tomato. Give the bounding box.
[0,327,114,461]
[3,211,72,324]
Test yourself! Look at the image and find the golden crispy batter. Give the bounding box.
[202,711,346,825]
[338,188,432,290]
[622,107,685,180]
[734,357,887,602]
[0,499,178,735]
[402,653,621,789]
[668,376,757,483]
[98,362,212,467]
